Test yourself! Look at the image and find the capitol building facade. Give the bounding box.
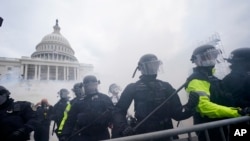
[0,20,94,104]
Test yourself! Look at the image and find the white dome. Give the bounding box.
[31,20,77,62]
[41,32,71,47]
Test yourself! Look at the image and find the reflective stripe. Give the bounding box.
[58,102,72,133]
[195,91,210,98]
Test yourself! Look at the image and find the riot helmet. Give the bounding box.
[226,47,250,71]
[0,86,10,105]
[132,54,162,78]
[227,48,250,63]
[108,83,121,95]
[191,44,221,67]
[72,82,84,97]
[82,75,100,94]
[58,88,70,100]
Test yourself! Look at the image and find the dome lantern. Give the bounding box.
[53,19,61,34]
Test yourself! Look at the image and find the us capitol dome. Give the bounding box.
[31,20,77,62]
[0,20,93,83]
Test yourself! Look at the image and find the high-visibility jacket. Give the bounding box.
[57,102,71,134]
[185,67,241,120]
[57,97,80,135]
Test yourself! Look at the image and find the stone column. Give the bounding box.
[64,66,66,80]
[56,66,58,80]
[24,64,28,80]
[66,67,69,80]
[77,68,80,81]
[74,67,77,81]
[38,65,41,80]
[34,65,37,80]
[47,65,50,80]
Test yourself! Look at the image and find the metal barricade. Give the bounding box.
[104,116,250,141]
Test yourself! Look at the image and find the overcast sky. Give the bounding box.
[1,0,250,96]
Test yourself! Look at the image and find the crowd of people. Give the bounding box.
[0,45,250,141]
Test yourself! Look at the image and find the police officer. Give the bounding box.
[51,88,70,138]
[112,54,198,141]
[0,85,38,141]
[71,82,85,104]
[60,75,114,141]
[222,47,250,108]
[57,82,85,140]
[185,45,250,141]
[108,83,121,106]
[34,99,53,141]
[222,47,250,141]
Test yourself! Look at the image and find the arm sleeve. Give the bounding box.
[19,101,39,131]
[186,79,241,118]
[112,83,135,138]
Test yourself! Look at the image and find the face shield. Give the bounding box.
[112,87,121,94]
[59,90,70,100]
[73,87,85,97]
[110,85,121,95]
[83,82,99,94]
[194,48,221,67]
[139,60,163,75]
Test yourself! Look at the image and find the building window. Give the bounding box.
[27,64,35,80]
[68,67,75,80]
[40,65,48,80]
[58,66,64,80]
[49,66,56,80]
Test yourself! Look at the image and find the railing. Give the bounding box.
[103,116,250,141]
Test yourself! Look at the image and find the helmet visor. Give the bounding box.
[140,60,162,75]
[84,82,98,94]
[195,49,221,66]
[60,90,69,99]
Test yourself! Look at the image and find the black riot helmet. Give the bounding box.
[227,47,250,71]
[0,86,10,96]
[58,88,70,100]
[191,44,221,67]
[83,75,100,84]
[227,47,250,63]
[82,75,100,94]
[132,54,162,78]
[72,82,84,97]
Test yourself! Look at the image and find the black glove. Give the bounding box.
[238,107,250,116]
[122,126,135,136]
[185,92,199,110]
[9,127,31,140]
